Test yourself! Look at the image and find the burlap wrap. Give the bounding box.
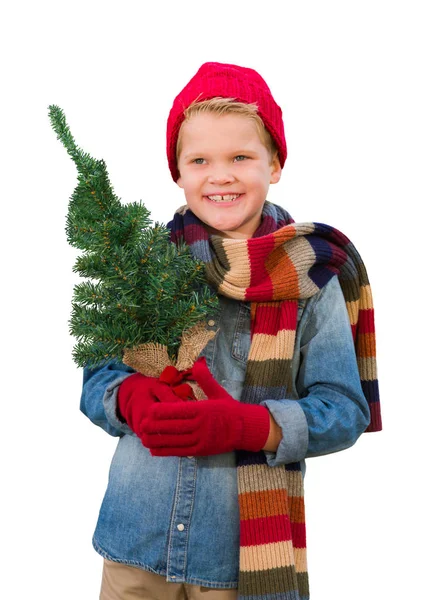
[122,321,217,400]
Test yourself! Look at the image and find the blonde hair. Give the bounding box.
[175,97,278,165]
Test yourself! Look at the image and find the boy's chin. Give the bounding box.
[188,205,261,238]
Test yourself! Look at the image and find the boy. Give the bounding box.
[81,62,380,600]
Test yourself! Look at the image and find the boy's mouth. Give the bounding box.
[205,194,242,203]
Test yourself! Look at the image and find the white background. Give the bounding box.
[1,1,425,598]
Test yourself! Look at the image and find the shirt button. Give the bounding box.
[177,524,185,531]
[208,319,215,327]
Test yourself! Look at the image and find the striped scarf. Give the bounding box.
[168,201,381,600]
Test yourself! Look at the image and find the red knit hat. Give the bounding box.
[166,62,287,182]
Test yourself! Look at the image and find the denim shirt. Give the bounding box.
[80,275,370,588]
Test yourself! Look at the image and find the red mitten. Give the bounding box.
[118,374,161,433]
[117,371,190,437]
[140,358,270,456]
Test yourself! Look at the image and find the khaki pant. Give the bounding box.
[100,559,238,600]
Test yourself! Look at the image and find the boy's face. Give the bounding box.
[176,112,281,239]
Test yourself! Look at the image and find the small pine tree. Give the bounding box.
[49,105,218,368]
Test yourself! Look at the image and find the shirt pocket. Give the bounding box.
[297,298,307,323]
[231,302,251,363]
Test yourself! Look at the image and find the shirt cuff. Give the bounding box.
[260,399,309,466]
[103,375,134,436]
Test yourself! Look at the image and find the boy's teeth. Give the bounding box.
[207,194,240,202]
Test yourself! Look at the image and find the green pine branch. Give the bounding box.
[49,105,218,368]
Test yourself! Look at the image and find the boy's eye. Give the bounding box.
[191,156,248,164]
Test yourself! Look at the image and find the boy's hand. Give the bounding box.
[117,372,189,436]
[140,359,270,456]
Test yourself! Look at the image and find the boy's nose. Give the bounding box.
[207,168,236,185]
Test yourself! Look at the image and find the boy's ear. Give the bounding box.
[176,175,183,188]
[270,154,282,184]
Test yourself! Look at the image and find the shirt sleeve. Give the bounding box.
[261,275,371,466]
[80,360,136,437]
